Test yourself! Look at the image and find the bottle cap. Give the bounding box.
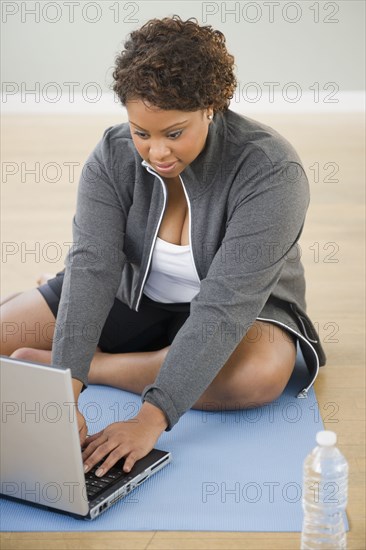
[316,430,337,446]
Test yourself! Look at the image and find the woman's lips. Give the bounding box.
[153,161,177,173]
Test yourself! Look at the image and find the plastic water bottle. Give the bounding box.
[301,430,348,549]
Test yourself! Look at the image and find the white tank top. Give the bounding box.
[143,237,201,303]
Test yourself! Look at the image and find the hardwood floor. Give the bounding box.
[1,113,365,549]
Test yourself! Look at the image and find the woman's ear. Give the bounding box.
[206,107,214,120]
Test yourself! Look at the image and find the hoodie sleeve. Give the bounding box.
[51,129,128,387]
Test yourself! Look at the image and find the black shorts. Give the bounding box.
[37,272,324,398]
[38,271,300,354]
[37,272,190,354]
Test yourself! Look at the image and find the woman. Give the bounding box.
[1,16,326,478]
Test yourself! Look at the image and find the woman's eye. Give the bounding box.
[134,131,149,139]
[168,130,182,139]
[133,130,182,140]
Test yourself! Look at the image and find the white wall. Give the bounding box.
[1,0,365,112]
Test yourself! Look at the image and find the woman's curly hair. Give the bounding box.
[112,16,237,113]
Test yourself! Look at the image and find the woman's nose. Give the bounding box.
[149,140,171,160]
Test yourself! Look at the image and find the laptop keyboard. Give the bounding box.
[85,462,132,500]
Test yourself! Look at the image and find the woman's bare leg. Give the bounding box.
[73,321,297,409]
[0,291,22,307]
[9,345,166,392]
[1,276,170,389]
[88,346,169,390]
[4,291,297,411]
[193,321,296,410]
[0,288,56,355]
[0,273,55,307]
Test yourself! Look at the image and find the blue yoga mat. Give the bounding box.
[0,348,342,532]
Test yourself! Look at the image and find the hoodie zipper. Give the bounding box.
[180,175,201,284]
[135,166,201,310]
[135,164,167,311]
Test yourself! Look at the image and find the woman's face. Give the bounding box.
[126,99,213,180]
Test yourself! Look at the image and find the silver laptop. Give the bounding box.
[0,356,171,519]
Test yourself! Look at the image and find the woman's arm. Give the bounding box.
[51,128,129,388]
[142,152,310,429]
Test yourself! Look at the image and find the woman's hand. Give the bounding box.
[82,402,168,476]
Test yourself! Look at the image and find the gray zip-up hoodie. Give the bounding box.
[52,109,326,429]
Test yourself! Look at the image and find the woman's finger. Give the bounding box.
[82,430,103,447]
[94,446,131,477]
[83,438,112,471]
[82,433,107,460]
[121,451,138,474]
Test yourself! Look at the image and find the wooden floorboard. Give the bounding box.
[1,113,365,549]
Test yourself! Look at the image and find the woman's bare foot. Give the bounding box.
[9,344,170,396]
[10,348,52,365]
